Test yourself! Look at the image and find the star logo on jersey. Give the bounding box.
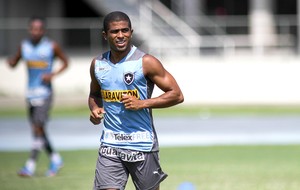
[124,72,134,85]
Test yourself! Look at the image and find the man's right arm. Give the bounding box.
[7,46,22,68]
[88,59,105,125]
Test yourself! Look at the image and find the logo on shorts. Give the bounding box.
[119,151,145,162]
[124,72,134,85]
[100,146,145,162]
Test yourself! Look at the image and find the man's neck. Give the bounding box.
[110,46,132,64]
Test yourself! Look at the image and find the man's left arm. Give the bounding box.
[121,54,184,110]
[42,42,69,83]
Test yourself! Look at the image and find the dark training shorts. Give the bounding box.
[93,146,168,190]
[27,96,52,126]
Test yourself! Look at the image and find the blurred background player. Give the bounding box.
[7,16,69,177]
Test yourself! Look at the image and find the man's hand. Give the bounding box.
[90,108,105,125]
[42,73,54,83]
[121,94,142,110]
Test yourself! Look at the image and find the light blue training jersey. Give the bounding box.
[21,37,54,101]
[94,46,159,152]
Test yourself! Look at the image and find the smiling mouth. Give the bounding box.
[116,40,126,47]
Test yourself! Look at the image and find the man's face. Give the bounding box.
[103,20,133,52]
[29,20,45,43]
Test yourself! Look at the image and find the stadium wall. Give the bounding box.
[1,55,300,108]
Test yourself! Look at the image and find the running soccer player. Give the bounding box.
[7,16,68,177]
[88,11,184,190]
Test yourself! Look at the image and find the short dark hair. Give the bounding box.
[103,11,131,32]
[28,16,46,28]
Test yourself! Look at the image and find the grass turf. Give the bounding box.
[0,145,300,190]
[2,104,300,118]
[1,105,300,189]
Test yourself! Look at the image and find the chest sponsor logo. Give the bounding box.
[104,131,151,143]
[101,89,139,102]
[27,61,48,68]
[124,72,134,85]
[27,86,50,97]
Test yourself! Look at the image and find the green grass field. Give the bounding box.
[1,145,300,190]
[2,104,300,118]
[1,105,300,189]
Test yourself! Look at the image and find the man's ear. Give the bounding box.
[102,31,107,40]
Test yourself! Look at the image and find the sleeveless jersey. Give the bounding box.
[21,37,54,100]
[94,46,159,152]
